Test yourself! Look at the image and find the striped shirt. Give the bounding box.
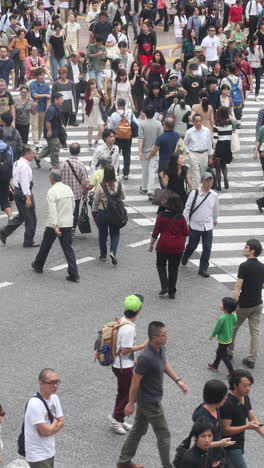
[213,121,233,144]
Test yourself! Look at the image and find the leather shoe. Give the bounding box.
[159,288,168,296]
[116,463,144,468]
[242,358,255,369]
[31,261,43,273]
[0,232,6,245]
[66,275,80,283]
[23,243,40,248]
[256,199,263,213]
[169,292,175,299]
[198,270,210,278]
[181,255,188,265]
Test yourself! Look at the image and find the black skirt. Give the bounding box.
[215,140,232,164]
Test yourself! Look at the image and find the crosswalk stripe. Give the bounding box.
[0,282,13,288]
[49,256,95,271]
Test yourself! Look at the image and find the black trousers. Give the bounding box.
[34,227,78,277]
[115,138,132,176]
[73,199,80,229]
[0,189,37,246]
[248,15,259,39]
[16,123,29,144]
[212,343,234,374]
[74,0,87,12]
[156,252,182,294]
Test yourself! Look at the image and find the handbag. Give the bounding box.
[78,201,91,234]
[99,101,108,122]
[120,15,127,25]
[231,131,240,153]
[176,137,185,153]
[9,48,20,59]
[152,188,172,207]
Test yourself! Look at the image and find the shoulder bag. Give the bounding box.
[189,189,211,220]
[66,159,82,184]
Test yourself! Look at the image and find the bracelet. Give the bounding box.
[175,378,182,384]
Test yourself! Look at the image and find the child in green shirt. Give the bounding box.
[208,297,237,376]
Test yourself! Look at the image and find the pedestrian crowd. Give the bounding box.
[1,0,264,467]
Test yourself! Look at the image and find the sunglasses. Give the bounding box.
[42,379,61,385]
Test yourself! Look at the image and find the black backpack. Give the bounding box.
[17,393,54,457]
[3,128,21,162]
[173,433,192,467]
[0,145,12,183]
[101,182,128,229]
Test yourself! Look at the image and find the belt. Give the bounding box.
[190,149,208,154]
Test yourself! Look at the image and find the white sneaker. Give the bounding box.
[255,96,260,101]
[123,421,133,431]
[108,415,127,435]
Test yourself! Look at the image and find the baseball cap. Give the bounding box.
[124,294,144,312]
[169,73,178,79]
[201,171,213,181]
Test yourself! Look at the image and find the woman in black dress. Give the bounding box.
[159,151,193,207]
[129,61,148,117]
[213,106,233,191]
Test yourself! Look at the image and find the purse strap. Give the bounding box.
[66,159,81,185]
[162,214,177,234]
[189,189,211,220]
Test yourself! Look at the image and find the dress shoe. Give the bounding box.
[0,232,6,245]
[224,178,229,189]
[256,199,263,213]
[34,156,41,168]
[198,270,210,278]
[181,255,188,265]
[159,288,168,296]
[31,261,43,273]
[242,358,255,369]
[66,275,80,283]
[116,463,144,468]
[169,292,175,299]
[23,243,40,248]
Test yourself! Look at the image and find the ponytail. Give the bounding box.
[201,96,209,112]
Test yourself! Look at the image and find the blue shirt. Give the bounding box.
[29,80,50,112]
[0,58,14,86]
[156,130,179,169]
[44,104,61,138]
[0,139,13,162]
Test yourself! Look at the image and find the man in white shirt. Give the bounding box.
[201,26,222,67]
[0,144,39,247]
[25,368,64,468]
[32,169,79,282]
[110,294,147,435]
[184,113,213,189]
[182,172,219,278]
[246,0,262,39]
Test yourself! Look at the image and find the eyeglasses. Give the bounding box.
[42,379,61,385]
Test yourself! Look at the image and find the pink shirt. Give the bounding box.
[25,56,45,80]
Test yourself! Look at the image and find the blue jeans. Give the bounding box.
[89,70,103,89]
[225,449,248,468]
[126,13,138,39]
[182,228,213,273]
[97,209,120,257]
[50,56,65,80]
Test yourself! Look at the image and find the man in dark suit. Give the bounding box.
[65,53,83,126]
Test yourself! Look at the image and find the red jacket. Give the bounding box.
[85,90,105,116]
[152,211,189,255]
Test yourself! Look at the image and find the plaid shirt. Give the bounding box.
[60,157,89,200]
[34,9,51,29]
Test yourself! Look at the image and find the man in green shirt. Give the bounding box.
[208,297,237,376]
[86,35,106,90]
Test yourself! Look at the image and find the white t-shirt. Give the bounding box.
[86,10,97,23]
[25,394,63,463]
[112,317,135,369]
[201,35,221,62]
[174,15,187,38]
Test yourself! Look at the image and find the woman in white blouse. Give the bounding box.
[169,6,187,57]
[111,69,135,111]
[106,21,128,59]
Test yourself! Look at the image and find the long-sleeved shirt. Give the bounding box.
[211,313,237,344]
[46,181,74,228]
[184,125,213,155]
[13,157,32,196]
[183,188,219,231]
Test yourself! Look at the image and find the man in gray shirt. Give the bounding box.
[138,105,163,200]
[117,321,188,468]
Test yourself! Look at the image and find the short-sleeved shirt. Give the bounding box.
[44,103,61,138]
[29,80,50,112]
[137,31,156,57]
[135,343,166,403]
[0,58,14,85]
[60,156,88,200]
[156,130,180,170]
[93,21,112,44]
[112,316,136,369]
[201,35,221,62]
[0,90,14,117]
[25,394,63,463]
[220,393,252,450]
[237,258,264,308]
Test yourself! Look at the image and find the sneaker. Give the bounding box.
[123,421,133,431]
[35,145,40,153]
[110,251,118,265]
[147,192,154,201]
[99,256,107,262]
[198,270,210,278]
[139,187,147,195]
[242,358,255,369]
[255,96,260,101]
[159,288,168,296]
[31,261,43,274]
[256,199,263,213]
[66,275,80,283]
[208,363,218,371]
[108,415,127,435]
[123,175,128,180]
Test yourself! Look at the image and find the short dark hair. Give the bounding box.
[118,41,127,49]
[102,128,115,141]
[246,238,262,257]
[148,321,165,340]
[99,11,107,17]
[193,112,202,121]
[124,309,138,319]
[21,144,34,156]
[228,63,236,74]
[229,369,254,390]
[203,379,228,404]
[144,105,155,118]
[117,98,126,108]
[95,34,104,43]
[192,419,214,439]
[69,142,81,155]
[0,45,8,51]
[222,297,237,313]
[9,14,17,20]
[206,76,218,86]
[39,368,56,382]
[35,67,45,76]
[1,111,13,126]
[33,20,41,27]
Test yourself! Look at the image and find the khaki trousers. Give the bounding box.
[229,304,263,362]
[40,137,60,167]
[60,7,70,25]
[31,112,45,145]
[28,456,54,468]
[188,150,209,189]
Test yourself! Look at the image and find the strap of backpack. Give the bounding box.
[117,181,121,198]
[35,393,54,423]
[189,190,211,220]
[189,189,199,220]
[162,214,177,234]
[101,182,112,201]
[66,159,82,185]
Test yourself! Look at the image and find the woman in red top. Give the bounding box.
[148,192,189,299]
[144,50,167,87]
[229,0,243,31]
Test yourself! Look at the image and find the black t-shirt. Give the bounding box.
[181,446,210,468]
[128,72,145,97]
[93,21,112,44]
[238,258,264,308]
[49,35,65,59]
[207,89,220,111]
[220,393,252,450]
[135,343,166,403]
[192,404,224,464]
[182,75,203,106]
[139,7,155,22]
[137,31,156,56]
